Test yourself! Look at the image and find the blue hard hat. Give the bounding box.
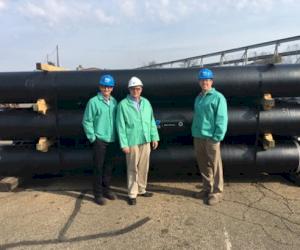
[198,68,214,80]
[99,74,115,87]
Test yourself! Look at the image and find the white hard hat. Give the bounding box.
[128,76,143,88]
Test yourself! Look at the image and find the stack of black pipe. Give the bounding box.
[0,64,300,177]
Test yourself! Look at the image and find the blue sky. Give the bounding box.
[0,0,300,71]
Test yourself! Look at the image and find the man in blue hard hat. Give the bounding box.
[82,74,118,205]
[192,68,228,206]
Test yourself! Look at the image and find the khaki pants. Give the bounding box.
[126,143,151,198]
[193,138,224,195]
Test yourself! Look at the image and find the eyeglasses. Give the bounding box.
[129,87,142,91]
[100,85,113,89]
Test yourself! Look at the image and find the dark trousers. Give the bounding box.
[93,139,114,197]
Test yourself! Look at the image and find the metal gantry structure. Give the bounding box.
[139,35,300,69]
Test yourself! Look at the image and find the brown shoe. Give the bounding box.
[207,194,222,206]
[194,190,210,199]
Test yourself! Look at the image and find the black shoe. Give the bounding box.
[103,191,117,200]
[139,192,153,197]
[128,198,137,205]
[194,190,210,199]
[95,196,106,206]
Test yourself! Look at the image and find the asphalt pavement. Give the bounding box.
[1,174,300,250]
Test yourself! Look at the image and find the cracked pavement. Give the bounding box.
[0,174,300,250]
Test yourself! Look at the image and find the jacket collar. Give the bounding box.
[201,87,215,96]
[97,92,110,102]
[126,94,142,103]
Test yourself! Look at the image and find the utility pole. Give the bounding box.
[56,45,60,67]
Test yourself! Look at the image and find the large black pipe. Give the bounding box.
[152,142,300,174]
[0,147,93,176]
[0,109,83,138]
[157,105,300,136]
[0,142,299,176]
[1,64,300,102]
[1,105,300,139]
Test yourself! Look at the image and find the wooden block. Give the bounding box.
[33,99,48,115]
[263,133,275,150]
[0,177,21,192]
[36,137,53,152]
[36,63,66,72]
[262,93,275,111]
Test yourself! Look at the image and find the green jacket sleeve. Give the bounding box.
[150,106,160,142]
[213,95,228,142]
[116,104,129,148]
[82,100,96,143]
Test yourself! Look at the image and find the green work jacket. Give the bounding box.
[191,88,228,142]
[116,95,160,148]
[82,93,117,143]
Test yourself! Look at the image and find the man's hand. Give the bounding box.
[122,147,130,154]
[152,141,159,150]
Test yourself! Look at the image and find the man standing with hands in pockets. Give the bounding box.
[82,74,117,206]
[192,68,228,206]
[116,76,159,206]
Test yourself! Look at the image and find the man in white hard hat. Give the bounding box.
[116,76,160,205]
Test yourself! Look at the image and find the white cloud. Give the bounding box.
[18,0,77,26]
[12,0,300,26]
[95,8,115,25]
[142,0,293,22]
[229,0,274,11]
[119,0,137,17]
[23,2,46,17]
[18,0,113,26]
[0,0,7,10]
[144,0,193,24]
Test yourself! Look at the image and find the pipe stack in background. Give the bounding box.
[0,64,300,178]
